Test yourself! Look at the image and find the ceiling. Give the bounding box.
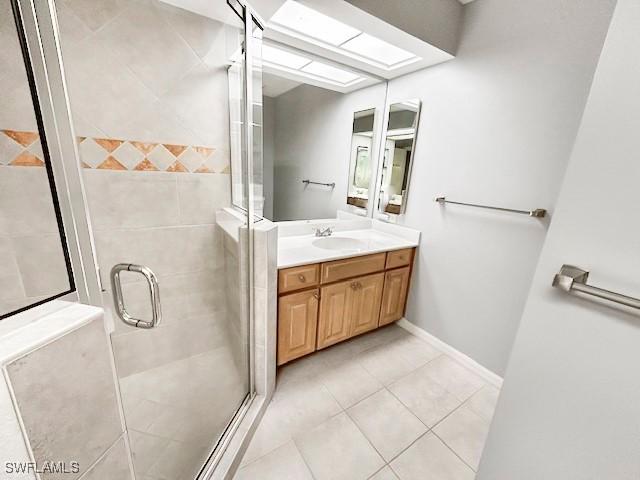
[262,72,302,97]
[161,0,470,97]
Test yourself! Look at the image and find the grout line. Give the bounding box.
[431,430,478,473]
[291,438,319,480]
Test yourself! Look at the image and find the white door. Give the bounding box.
[477,1,640,478]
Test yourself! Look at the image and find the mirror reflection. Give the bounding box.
[262,65,387,221]
[346,108,376,211]
[377,100,421,216]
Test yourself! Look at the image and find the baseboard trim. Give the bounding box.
[397,318,503,388]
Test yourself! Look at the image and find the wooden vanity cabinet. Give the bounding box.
[277,248,415,365]
[316,272,385,349]
[317,281,352,349]
[277,289,319,365]
[379,267,411,326]
[348,272,385,337]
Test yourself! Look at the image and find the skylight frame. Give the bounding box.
[260,42,368,89]
[268,1,422,71]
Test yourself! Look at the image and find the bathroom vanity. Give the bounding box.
[276,225,419,365]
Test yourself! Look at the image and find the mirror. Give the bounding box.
[262,73,387,221]
[376,99,421,216]
[346,108,376,211]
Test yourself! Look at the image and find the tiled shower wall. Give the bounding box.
[2,0,248,476]
[0,1,70,316]
[58,0,245,477]
[51,0,240,370]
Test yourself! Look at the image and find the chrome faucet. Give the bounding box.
[314,227,333,237]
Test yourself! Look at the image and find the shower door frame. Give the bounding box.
[15,0,264,476]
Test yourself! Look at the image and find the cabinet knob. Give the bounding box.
[298,274,306,282]
[351,282,357,290]
[313,293,320,300]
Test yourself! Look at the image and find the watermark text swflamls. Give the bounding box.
[5,461,80,475]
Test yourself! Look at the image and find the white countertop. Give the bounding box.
[277,227,420,268]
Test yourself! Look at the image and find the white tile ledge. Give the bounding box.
[0,301,103,365]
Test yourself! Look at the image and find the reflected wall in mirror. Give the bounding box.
[377,99,421,216]
[262,68,387,221]
[346,108,376,211]
[0,1,74,319]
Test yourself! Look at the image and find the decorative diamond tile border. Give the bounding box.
[0,130,229,174]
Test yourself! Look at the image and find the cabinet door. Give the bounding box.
[379,267,411,326]
[317,281,352,349]
[350,273,385,337]
[278,289,319,365]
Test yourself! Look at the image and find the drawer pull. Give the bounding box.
[298,274,306,282]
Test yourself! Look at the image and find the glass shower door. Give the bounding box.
[55,0,254,477]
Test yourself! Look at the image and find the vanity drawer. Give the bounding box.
[279,264,320,293]
[321,253,386,284]
[386,248,414,269]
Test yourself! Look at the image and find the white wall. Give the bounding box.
[263,96,275,219]
[478,1,640,476]
[345,0,463,55]
[391,0,616,375]
[272,82,387,221]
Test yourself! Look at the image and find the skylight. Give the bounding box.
[261,44,364,88]
[301,61,360,84]
[270,1,360,46]
[341,33,415,66]
[268,1,421,70]
[262,44,310,69]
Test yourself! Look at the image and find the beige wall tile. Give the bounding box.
[10,234,70,298]
[6,319,122,479]
[81,436,133,480]
[83,170,180,230]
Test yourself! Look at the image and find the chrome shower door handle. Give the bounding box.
[110,263,162,329]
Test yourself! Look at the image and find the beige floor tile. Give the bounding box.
[128,430,170,477]
[358,342,421,386]
[241,379,342,465]
[146,439,211,480]
[433,404,492,470]
[369,466,399,479]
[390,432,474,480]
[348,389,427,461]
[393,334,442,367]
[418,355,485,401]
[321,358,384,408]
[466,384,500,421]
[235,441,313,480]
[295,412,385,480]
[388,366,462,427]
[276,353,329,390]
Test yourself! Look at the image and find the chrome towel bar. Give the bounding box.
[303,179,336,188]
[435,196,546,218]
[552,265,640,310]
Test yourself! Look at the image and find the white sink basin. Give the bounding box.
[312,237,368,251]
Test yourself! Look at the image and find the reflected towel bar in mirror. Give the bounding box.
[552,265,640,310]
[435,196,547,218]
[303,179,336,188]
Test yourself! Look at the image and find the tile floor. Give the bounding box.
[234,324,500,480]
[120,345,248,480]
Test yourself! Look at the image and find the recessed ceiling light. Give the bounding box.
[262,44,311,69]
[300,61,361,84]
[270,1,360,46]
[341,33,416,67]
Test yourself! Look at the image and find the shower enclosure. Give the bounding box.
[2,0,263,477]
